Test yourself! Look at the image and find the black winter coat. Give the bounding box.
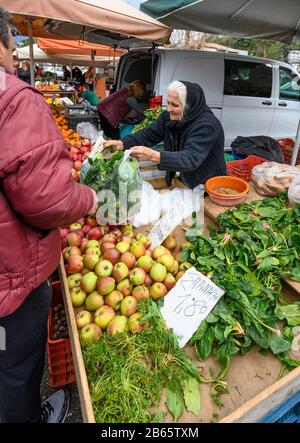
[122,81,226,189]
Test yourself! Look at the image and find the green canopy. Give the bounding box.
[141,0,300,44]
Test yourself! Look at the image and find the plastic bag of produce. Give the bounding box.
[92,150,143,225]
[252,161,300,196]
[288,175,300,205]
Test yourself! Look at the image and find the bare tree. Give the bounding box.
[169,30,210,49]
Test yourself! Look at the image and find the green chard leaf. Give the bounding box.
[275,304,300,327]
[196,326,214,360]
[181,377,201,416]
[268,333,291,355]
[166,385,184,422]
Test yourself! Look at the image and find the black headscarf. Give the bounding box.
[164,81,213,186]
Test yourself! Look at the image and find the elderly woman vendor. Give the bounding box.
[103,80,226,189]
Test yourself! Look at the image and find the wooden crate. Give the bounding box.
[59,179,300,423]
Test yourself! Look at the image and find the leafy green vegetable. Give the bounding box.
[275,304,300,326]
[81,151,142,223]
[82,299,201,423]
[181,377,201,416]
[185,193,300,405]
[166,384,184,422]
[133,106,163,133]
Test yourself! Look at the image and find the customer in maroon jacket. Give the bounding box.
[97,79,145,139]
[0,7,98,424]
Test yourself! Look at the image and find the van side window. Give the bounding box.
[224,60,272,97]
[279,67,300,101]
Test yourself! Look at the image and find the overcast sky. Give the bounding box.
[122,0,143,9]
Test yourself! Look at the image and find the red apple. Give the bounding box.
[88,227,102,241]
[82,224,92,234]
[86,216,98,227]
[116,278,133,296]
[103,248,121,265]
[149,282,168,300]
[130,241,146,259]
[112,262,129,282]
[80,323,101,345]
[120,296,137,317]
[132,285,150,301]
[130,267,146,286]
[66,232,81,247]
[97,276,116,295]
[94,305,115,329]
[66,255,84,273]
[75,310,92,329]
[105,290,124,311]
[101,241,115,254]
[120,252,136,269]
[107,315,128,335]
[60,228,69,239]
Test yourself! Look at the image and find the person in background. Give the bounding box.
[103,80,226,189]
[0,6,98,424]
[17,60,31,84]
[84,66,95,90]
[34,64,44,77]
[77,83,100,108]
[62,65,71,82]
[72,66,84,85]
[97,79,145,139]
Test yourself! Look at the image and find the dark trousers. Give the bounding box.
[98,112,120,139]
[0,280,52,423]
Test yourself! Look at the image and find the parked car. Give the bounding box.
[114,48,300,147]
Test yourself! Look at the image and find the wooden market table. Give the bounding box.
[59,181,300,423]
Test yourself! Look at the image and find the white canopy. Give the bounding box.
[16,44,118,67]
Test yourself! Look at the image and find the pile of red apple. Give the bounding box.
[69,139,92,181]
[60,217,192,346]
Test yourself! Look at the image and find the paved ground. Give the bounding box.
[41,353,83,423]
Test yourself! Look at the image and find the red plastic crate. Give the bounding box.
[47,281,76,388]
[226,155,267,182]
[277,138,300,165]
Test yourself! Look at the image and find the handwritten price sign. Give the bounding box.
[160,267,224,347]
[149,198,185,249]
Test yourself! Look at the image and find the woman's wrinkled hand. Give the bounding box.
[102,140,124,151]
[130,146,160,163]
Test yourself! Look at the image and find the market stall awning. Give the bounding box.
[0,0,172,46]
[141,0,300,44]
[15,43,119,67]
[38,38,125,57]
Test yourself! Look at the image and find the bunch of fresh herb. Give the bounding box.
[82,299,201,423]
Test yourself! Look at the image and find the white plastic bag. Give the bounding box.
[132,181,161,227]
[252,161,300,196]
[288,175,300,205]
[76,122,101,144]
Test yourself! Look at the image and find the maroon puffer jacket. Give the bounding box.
[0,67,94,318]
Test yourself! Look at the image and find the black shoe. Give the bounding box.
[40,388,70,423]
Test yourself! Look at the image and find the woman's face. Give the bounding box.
[167,90,183,121]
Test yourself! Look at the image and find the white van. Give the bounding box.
[114,48,300,147]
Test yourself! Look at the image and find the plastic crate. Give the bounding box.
[226,155,267,182]
[260,390,300,423]
[278,138,300,165]
[68,115,99,131]
[47,281,76,388]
